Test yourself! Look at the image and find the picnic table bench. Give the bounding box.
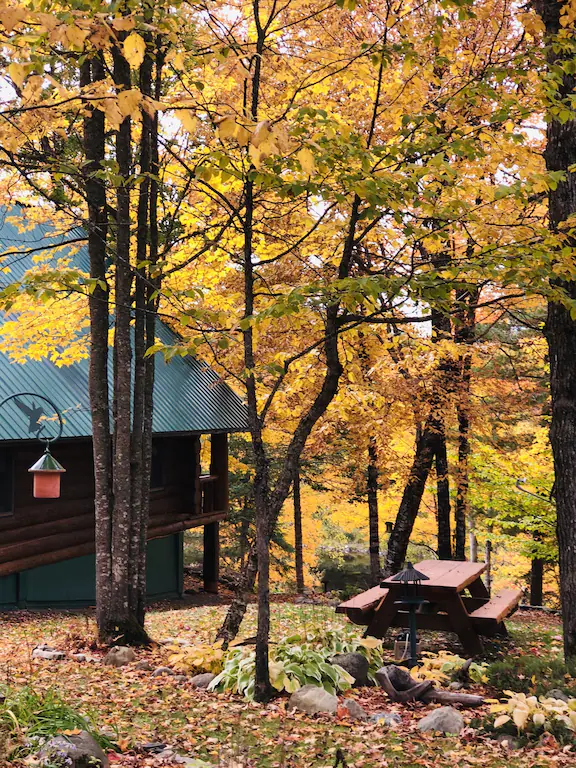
[336,560,522,656]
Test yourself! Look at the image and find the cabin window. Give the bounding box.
[0,449,14,516]
[150,442,164,490]
[200,434,211,476]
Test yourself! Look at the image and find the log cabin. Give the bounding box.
[0,207,248,608]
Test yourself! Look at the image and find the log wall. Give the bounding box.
[0,433,229,577]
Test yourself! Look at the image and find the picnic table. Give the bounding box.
[336,559,522,656]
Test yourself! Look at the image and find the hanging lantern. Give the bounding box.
[28,448,66,498]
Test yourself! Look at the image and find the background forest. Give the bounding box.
[0,0,573,691]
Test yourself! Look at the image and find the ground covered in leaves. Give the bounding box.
[0,600,572,767]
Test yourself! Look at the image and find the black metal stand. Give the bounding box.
[394,596,428,667]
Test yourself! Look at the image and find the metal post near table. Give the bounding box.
[388,562,430,667]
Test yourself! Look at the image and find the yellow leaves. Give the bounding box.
[123,32,146,69]
[512,706,530,730]
[111,17,136,32]
[8,63,29,89]
[297,147,315,175]
[0,5,27,32]
[63,23,89,50]
[494,715,511,728]
[251,120,271,148]
[216,115,237,140]
[179,110,198,134]
[117,89,142,120]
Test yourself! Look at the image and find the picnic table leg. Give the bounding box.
[467,576,490,599]
[365,593,399,640]
[437,592,484,657]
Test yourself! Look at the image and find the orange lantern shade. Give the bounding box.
[28,449,66,499]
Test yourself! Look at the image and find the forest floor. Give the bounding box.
[0,600,572,768]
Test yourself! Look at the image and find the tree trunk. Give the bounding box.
[454,286,478,560]
[367,437,381,585]
[435,430,452,560]
[383,417,437,576]
[537,0,576,660]
[81,57,112,634]
[217,543,258,646]
[293,466,305,594]
[530,558,544,607]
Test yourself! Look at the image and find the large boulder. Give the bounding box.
[39,731,108,767]
[190,672,216,689]
[330,653,369,686]
[417,706,464,734]
[288,685,339,715]
[102,646,136,667]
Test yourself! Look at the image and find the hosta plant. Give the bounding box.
[168,641,226,675]
[209,642,355,700]
[491,691,576,744]
[409,651,489,684]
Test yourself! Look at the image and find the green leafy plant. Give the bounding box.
[168,641,226,675]
[209,641,355,700]
[486,657,576,697]
[0,685,114,760]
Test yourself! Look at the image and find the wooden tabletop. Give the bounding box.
[382,559,486,592]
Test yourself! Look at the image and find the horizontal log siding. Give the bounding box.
[0,434,224,577]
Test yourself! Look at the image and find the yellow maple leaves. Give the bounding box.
[123,31,147,68]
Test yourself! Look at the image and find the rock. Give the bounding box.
[190,672,217,689]
[370,712,402,726]
[174,675,188,682]
[288,685,338,715]
[495,733,520,750]
[39,730,109,767]
[545,688,569,702]
[330,653,369,686]
[32,645,65,661]
[342,699,368,721]
[135,660,154,671]
[448,682,464,691]
[151,666,175,677]
[159,637,191,646]
[102,646,136,667]
[71,653,86,662]
[417,706,464,734]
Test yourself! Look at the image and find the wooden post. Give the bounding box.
[485,540,492,596]
[202,433,228,594]
[210,433,229,513]
[203,521,220,594]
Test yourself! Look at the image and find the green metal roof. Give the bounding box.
[0,207,248,441]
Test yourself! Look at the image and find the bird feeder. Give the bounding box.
[28,448,66,498]
[389,562,430,667]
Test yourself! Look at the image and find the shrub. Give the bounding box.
[168,641,226,675]
[410,651,489,684]
[0,686,113,760]
[209,642,355,700]
[490,691,576,745]
[487,657,576,697]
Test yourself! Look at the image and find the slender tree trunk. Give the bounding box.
[293,466,305,594]
[81,57,112,634]
[383,417,437,576]
[367,437,381,585]
[454,285,478,560]
[217,542,258,646]
[530,558,544,607]
[435,430,452,560]
[536,0,576,659]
